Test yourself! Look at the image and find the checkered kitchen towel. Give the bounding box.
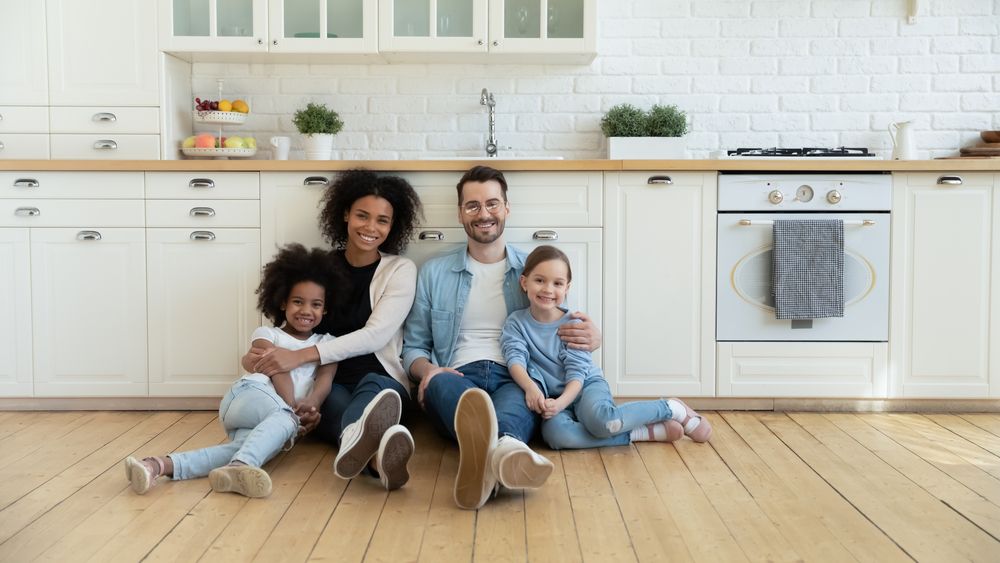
[772,219,844,319]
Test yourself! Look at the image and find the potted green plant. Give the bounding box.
[601,103,689,159]
[292,103,344,160]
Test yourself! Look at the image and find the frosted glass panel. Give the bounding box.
[437,0,472,37]
[217,0,253,37]
[173,0,210,36]
[505,0,539,39]
[328,0,363,39]
[284,0,319,37]
[394,0,429,37]
[547,0,583,38]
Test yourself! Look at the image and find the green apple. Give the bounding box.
[223,136,247,149]
[183,136,197,148]
[244,137,257,149]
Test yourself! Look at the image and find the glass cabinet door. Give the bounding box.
[379,0,487,53]
[489,0,594,55]
[269,0,378,53]
[160,0,267,52]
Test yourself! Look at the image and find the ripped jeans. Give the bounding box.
[540,378,673,450]
[169,379,298,480]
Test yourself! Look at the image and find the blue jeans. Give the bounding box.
[541,378,674,450]
[314,372,411,448]
[423,360,538,443]
[170,379,298,480]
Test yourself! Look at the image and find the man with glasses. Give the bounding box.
[403,166,601,509]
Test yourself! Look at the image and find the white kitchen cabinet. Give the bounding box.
[0,0,48,106]
[0,229,32,397]
[147,228,261,397]
[46,0,159,106]
[268,0,379,55]
[261,172,333,261]
[604,172,716,397]
[889,172,997,398]
[159,0,268,53]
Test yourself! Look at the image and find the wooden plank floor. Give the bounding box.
[0,410,997,563]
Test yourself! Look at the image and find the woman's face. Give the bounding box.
[344,195,394,254]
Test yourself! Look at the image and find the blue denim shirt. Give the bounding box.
[402,243,529,374]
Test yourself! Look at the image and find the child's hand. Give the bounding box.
[295,401,321,435]
[524,386,546,414]
[541,398,565,419]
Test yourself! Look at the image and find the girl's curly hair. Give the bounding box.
[318,168,423,256]
[256,244,348,328]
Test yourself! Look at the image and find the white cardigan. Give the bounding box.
[316,252,417,397]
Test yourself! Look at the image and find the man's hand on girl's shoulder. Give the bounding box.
[557,311,602,352]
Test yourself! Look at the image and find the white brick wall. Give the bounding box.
[192,1,1000,160]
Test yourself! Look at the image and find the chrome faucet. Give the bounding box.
[480,88,497,157]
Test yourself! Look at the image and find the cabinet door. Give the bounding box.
[379,0,488,56]
[261,172,332,263]
[0,0,48,105]
[890,173,995,398]
[488,0,595,60]
[158,0,268,52]
[0,229,32,397]
[269,0,378,54]
[46,0,159,106]
[147,228,260,397]
[604,172,716,397]
[31,228,147,396]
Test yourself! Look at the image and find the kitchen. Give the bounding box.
[1,1,999,561]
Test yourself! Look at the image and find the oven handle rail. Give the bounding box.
[738,219,875,226]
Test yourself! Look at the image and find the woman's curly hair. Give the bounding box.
[318,168,423,256]
[256,244,349,327]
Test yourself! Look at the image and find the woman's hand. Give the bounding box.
[524,386,546,414]
[254,347,307,377]
[541,397,567,419]
[242,347,274,373]
[557,312,603,352]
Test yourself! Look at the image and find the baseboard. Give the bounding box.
[613,397,1000,413]
[0,397,221,411]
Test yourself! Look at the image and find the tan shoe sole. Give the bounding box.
[454,388,497,510]
[496,449,553,490]
[124,456,151,495]
[209,465,272,498]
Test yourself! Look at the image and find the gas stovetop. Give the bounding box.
[712,147,884,160]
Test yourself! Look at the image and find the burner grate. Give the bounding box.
[729,147,875,157]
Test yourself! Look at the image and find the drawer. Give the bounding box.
[614,171,710,187]
[904,172,994,188]
[50,134,160,160]
[146,200,261,228]
[0,199,144,227]
[0,135,49,159]
[146,172,260,199]
[0,107,49,133]
[49,107,159,134]
[0,172,144,199]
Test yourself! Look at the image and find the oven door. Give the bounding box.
[717,212,889,341]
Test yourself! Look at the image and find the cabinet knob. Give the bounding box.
[937,175,962,185]
[647,175,673,185]
[0,141,4,150]
[418,231,444,241]
[478,39,484,45]
[94,140,117,149]
[258,38,263,44]
[533,230,558,241]
[76,230,102,241]
[273,39,278,45]
[190,231,216,241]
[493,40,498,46]
[190,207,216,217]
[14,179,39,187]
[303,176,329,186]
[15,207,40,217]
[189,178,215,188]
[92,112,117,122]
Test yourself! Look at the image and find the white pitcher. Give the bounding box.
[889,120,916,160]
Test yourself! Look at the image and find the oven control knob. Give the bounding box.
[827,190,842,204]
[768,190,783,204]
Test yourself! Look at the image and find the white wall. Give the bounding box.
[191,0,1000,160]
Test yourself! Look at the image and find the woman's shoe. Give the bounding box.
[377,425,414,491]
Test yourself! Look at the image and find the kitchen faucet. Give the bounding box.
[479,88,498,157]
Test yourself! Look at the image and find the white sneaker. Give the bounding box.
[377,424,414,491]
[334,389,401,479]
[490,436,553,491]
[453,388,498,510]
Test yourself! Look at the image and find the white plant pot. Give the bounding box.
[304,134,334,160]
[608,137,685,159]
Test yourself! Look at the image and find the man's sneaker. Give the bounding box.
[377,424,414,491]
[453,388,498,510]
[490,436,553,491]
[334,389,401,479]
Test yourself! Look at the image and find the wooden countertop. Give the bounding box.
[1,159,998,172]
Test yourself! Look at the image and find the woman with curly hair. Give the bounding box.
[245,168,423,491]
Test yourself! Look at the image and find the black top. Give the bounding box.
[323,251,388,386]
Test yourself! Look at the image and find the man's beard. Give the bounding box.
[464,217,504,244]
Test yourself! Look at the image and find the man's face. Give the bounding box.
[458,179,510,245]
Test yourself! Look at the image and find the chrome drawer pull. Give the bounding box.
[937,175,962,185]
[0,142,3,149]
[14,179,39,188]
[739,219,875,226]
[303,176,329,186]
[190,207,216,217]
[0,113,3,121]
[189,178,215,188]
[15,207,40,217]
[92,112,117,122]
[94,140,117,149]
[190,231,216,241]
[418,231,444,241]
[533,230,559,240]
[648,175,673,185]
[76,231,102,241]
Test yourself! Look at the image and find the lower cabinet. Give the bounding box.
[0,228,32,396]
[261,172,333,261]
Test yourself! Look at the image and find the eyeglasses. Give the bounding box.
[461,199,505,215]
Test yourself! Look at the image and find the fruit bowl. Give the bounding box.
[193,110,247,125]
[181,147,257,158]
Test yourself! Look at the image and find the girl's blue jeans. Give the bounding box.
[169,379,297,480]
[540,378,674,450]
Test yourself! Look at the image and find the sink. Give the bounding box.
[416,156,564,160]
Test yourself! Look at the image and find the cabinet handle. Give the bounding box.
[92,112,117,122]
[190,231,216,241]
[937,175,962,185]
[189,178,215,188]
[13,179,38,188]
[0,113,3,121]
[0,142,4,149]
[303,176,329,186]
[258,38,263,44]
[493,40,498,46]
[273,39,278,45]
[418,230,444,241]
[76,230,102,241]
[190,207,216,217]
[533,230,558,241]
[15,207,40,217]
[648,175,673,185]
[94,140,117,149]
[478,39,484,45]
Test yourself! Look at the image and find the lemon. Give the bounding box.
[218,100,232,112]
[232,100,249,114]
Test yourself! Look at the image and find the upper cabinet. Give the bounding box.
[0,0,48,106]
[159,0,269,52]
[269,0,378,54]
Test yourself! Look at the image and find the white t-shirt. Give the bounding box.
[450,255,508,369]
[242,326,335,403]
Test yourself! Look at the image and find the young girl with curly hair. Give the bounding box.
[124,244,347,498]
